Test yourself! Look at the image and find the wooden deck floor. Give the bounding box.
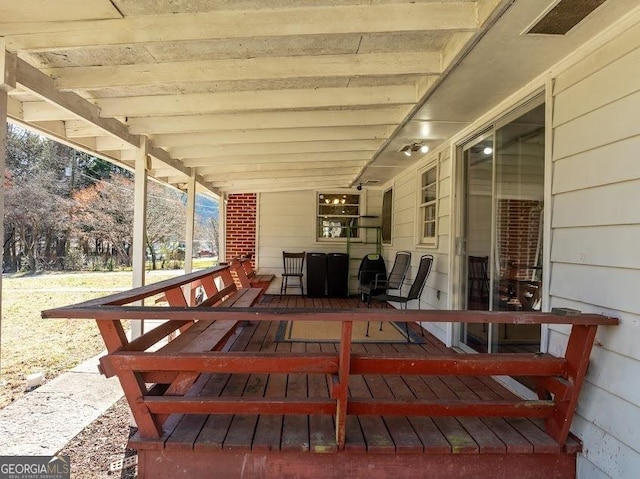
[131,295,580,478]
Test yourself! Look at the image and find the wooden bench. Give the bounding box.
[41,265,262,437]
[230,256,274,293]
[142,273,262,401]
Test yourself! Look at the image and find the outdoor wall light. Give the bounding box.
[400,142,429,157]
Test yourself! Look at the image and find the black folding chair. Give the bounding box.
[357,254,387,302]
[361,251,411,306]
[369,254,434,341]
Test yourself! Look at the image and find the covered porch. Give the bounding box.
[3,1,639,477]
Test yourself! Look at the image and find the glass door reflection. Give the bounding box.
[461,102,545,355]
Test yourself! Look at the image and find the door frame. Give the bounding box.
[450,91,549,355]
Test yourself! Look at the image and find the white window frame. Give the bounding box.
[316,190,364,242]
[416,161,439,248]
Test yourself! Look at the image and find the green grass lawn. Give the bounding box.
[0,270,182,409]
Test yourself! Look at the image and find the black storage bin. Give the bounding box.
[306,252,327,297]
[327,253,349,298]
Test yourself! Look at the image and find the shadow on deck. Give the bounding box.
[130,295,580,479]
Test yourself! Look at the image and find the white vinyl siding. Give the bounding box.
[381,150,452,343]
[257,190,314,294]
[258,189,381,295]
[548,22,640,478]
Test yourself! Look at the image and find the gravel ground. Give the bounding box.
[58,398,138,479]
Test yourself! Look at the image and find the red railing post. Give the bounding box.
[335,319,353,449]
[545,324,598,445]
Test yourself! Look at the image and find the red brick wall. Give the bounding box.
[225,193,257,268]
[496,199,543,280]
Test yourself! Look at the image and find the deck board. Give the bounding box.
[506,418,561,453]
[349,374,395,453]
[252,321,287,452]
[194,374,249,451]
[481,417,533,453]
[281,341,311,452]
[252,373,287,452]
[306,342,337,453]
[223,321,270,452]
[433,417,479,454]
[380,374,424,454]
[146,295,572,461]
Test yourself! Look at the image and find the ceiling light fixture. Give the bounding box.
[400,142,429,157]
[484,147,493,155]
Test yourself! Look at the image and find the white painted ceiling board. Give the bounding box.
[1,0,122,23]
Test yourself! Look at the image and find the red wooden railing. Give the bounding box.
[41,266,618,449]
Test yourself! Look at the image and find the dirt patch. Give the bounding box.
[59,397,138,479]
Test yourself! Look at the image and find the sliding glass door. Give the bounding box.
[460,100,545,355]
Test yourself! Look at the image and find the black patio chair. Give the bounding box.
[368,254,434,341]
[360,250,411,306]
[356,254,387,302]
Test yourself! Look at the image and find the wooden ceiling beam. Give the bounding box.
[11,57,220,195]
[7,96,23,118]
[210,175,357,189]
[97,85,416,117]
[30,120,66,137]
[171,140,380,159]
[16,58,139,146]
[180,151,372,168]
[49,52,440,90]
[22,100,77,121]
[95,136,138,151]
[202,166,362,182]
[65,119,104,138]
[127,108,407,134]
[3,3,478,50]
[167,159,367,177]
[152,126,393,148]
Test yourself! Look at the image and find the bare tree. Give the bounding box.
[71,174,134,266]
[146,182,186,269]
[5,170,72,271]
[195,217,219,257]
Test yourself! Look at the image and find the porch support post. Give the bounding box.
[0,43,16,372]
[183,172,197,304]
[184,172,196,274]
[131,137,149,338]
[219,191,227,263]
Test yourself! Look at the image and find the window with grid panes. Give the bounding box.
[418,164,438,246]
[317,192,361,240]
